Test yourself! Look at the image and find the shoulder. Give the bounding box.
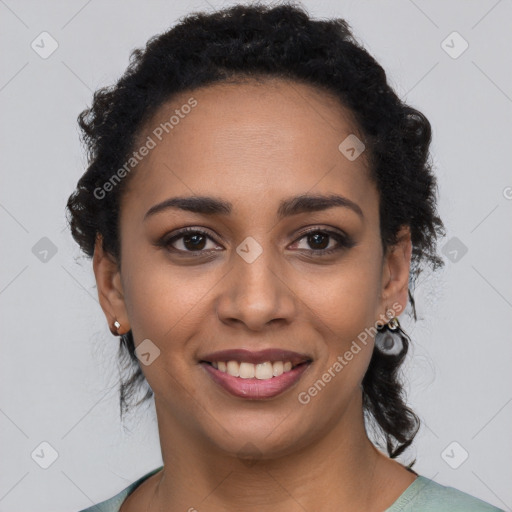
[77,467,163,512]
[387,475,505,512]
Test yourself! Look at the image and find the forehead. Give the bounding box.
[123,78,374,217]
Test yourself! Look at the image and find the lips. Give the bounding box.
[199,348,312,400]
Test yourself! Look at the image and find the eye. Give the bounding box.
[157,226,355,257]
[289,228,355,255]
[159,227,222,254]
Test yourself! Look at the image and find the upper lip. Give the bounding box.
[199,348,312,366]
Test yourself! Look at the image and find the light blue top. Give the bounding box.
[78,466,505,511]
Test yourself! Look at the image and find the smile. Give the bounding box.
[209,360,296,379]
[199,348,312,399]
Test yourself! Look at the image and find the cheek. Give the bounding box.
[299,247,382,387]
[120,244,222,347]
[304,252,383,334]
[118,251,212,395]
[299,284,378,413]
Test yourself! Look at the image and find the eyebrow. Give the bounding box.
[144,193,363,220]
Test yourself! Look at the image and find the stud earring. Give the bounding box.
[375,317,404,356]
[109,320,122,336]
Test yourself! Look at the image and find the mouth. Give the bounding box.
[199,348,312,400]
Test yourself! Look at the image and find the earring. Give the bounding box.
[109,320,121,336]
[375,317,404,356]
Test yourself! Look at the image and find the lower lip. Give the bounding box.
[200,362,311,399]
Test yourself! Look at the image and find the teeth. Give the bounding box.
[210,360,299,380]
[255,362,273,380]
[272,361,283,377]
[239,362,255,378]
[227,360,240,377]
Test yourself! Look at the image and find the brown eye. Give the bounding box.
[290,229,355,255]
[306,232,330,250]
[180,232,207,251]
[160,228,222,254]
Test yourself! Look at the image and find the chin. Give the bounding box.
[199,414,315,462]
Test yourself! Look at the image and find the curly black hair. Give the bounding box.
[66,2,445,460]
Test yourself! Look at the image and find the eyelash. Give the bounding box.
[157,226,355,257]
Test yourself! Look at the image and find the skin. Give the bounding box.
[93,78,415,512]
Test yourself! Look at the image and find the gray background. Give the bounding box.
[1,0,511,511]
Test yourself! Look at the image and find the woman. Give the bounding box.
[67,3,503,511]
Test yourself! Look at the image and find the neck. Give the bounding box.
[149,391,409,512]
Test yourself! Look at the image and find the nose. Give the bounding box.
[215,244,297,332]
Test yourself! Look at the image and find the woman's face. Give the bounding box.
[95,78,411,458]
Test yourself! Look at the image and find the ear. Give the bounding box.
[92,234,130,335]
[378,225,412,318]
